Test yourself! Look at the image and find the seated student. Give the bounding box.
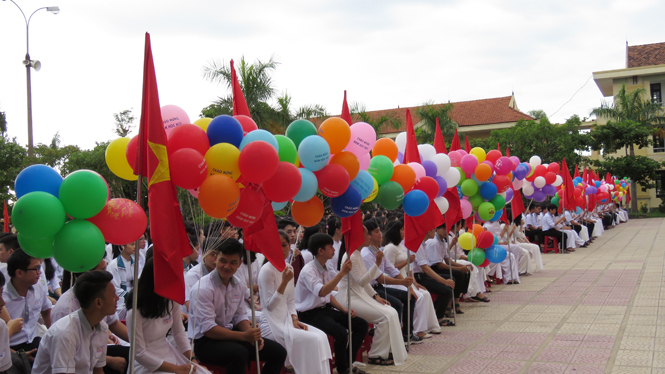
[294,233,368,374]
[563,209,590,246]
[507,215,544,273]
[542,204,575,253]
[236,250,262,324]
[0,235,19,276]
[0,272,27,373]
[447,222,490,302]
[188,239,286,374]
[32,271,118,374]
[295,226,323,267]
[325,218,345,273]
[3,249,51,353]
[258,230,331,374]
[107,242,146,320]
[184,244,217,313]
[524,205,543,247]
[426,224,471,313]
[554,210,585,251]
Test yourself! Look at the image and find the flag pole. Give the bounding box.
[406,252,411,352]
[128,177,143,374]
[347,271,353,371]
[246,249,261,374]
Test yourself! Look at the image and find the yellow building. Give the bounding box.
[592,41,665,210]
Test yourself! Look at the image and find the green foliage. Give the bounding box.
[26,132,80,171]
[350,102,402,134]
[591,84,664,129]
[0,111,6,136]
[592,155,664,192]
[113,109,135,137]
[0,137,27,202]
[414,102,458,144]
[640,202,649,214]
[589,120,653,154]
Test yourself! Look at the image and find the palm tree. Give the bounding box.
[273,92,328,132]
[349,102,402,135]
[414,101,457,144]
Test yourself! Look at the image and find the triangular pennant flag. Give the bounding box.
[450,128,461,151]
[582,167,588,184]
[3,201,9,233]
[433,117,447,154]
[243,195,286,272]
[339,91,363,254]
[230,59,251,117]
[505,147,510,157]
[574,165,580,179]
[511,188,525,220]
[561,158,576,211]
[497,142,501,151]
[605,172,612,183]
[444,189,461,235]
[464,136,471,153]
[341,90,352,126]
[404,109,420,164]
[499,207,509,224]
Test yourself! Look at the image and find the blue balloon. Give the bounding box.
[479,182,498,200]
[456,185,463,197]
[239,129,279,152]
[293,168,318,202]
[351,170,374,200]
[493,235,499,246]
[434,176,447,197]
[15,164,63,199]
[422,160,437,178]
[207,115,244,147]
[485,245,507,263]
[297,135,330,172]
[330,185,362,218]
[575,207,583,214]
[271,201,288,211]
[491,208,503,222]
[595,181,601,188]
[403,190,429,217]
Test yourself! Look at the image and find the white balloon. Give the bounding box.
[393,159,401,166]
[442,167,461,187]
[512,179,524,190]
[553,175,563,187]
[395,132,407,153]
[432,154,451,176]
[418,144,437,161]
[534,176,546,188]
[434,196,449,214]
[609,184,615,191]
[529,155,542,167]
[522,182,535,196]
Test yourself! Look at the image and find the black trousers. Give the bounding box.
[583,221,595,237]
[414,273,454,318]
[373,284,415,338]
[11,337,40,352]
[194,335,287,374]
[298,305,368,373]
[525,228,543,245]
[602,214,613,227]
[434,268,469,300]
[104,345,130,374]
[571,224,582,235]
[542,229,569,249]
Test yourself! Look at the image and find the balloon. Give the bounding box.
[461,179,479,197]
[489,195,506,211]
[15,164,64,198]
[504,189,514,203]
[418,144,437,161]
[194,118,213,132]
[329,151,360,180]
[460,154,479,175]
[52,219,105,272]
[442,167,461,187]
[467,147,485,163]
[286,119,318,149]
[534,165,547,178]
[433,176,448,196]
[105,139,138,181]
[272,201,288,211]
[471,224,484,238]
[575,196,586,208]
[330,185,362,218]
[292,197,324,227]
[298,135,331,172]
[226,188,264,228]
[239,129,279,152]
[553,175,564,187]
[351,170,374,200]
[239,141,279,183]
[58,170,108,219]
[509,156,521,168]
[169,149,207,190]
[534,176,546,189]
[377,181,404,210]
[413,176,439,200]
[161,105,190,136]
[468,193,485,210]
[358,152,371,170]
[315,164,350,198]
[459,232,477,250]
[434,196,449,214]
[547,162,560,174]
[476,231,494,249]
[421,160,437,178]
[551,196,560,207]
[494,157,513,175]
[432,154,451,176]
[468,248,486,266]
[125,135,147,175]
[364,177,379,202]
[474,163,493,182]
[391,164,417,192]
[372,138,399,162]
[529,155,542,167]
[167,123,210,156]
[513,164,528,180]
[198,174,240,218]
[18,234,53,259]
[395,132,407,153]
[460,199,472,218]
[478,202,496,221]
[206,115,244,148]
[205,143,241,180]
[533,190,547,202]
[542,184,557,196]
[403,190,429,217]
[486,150,502,164]
[293,168,318,202]
[87,198,147,245]
[512,179,523,190]
[318,117,351,154]
[485,245,507,263]
[522,182,535,196]
[346,122,376,156]
[368,155,395,185]
[448,151,462,167]
[493,175,512,193]
[479,182,498,200]
[234,115,258,135]
[274,135,298,164]
[408,162,426,181]
[263,162,302,202]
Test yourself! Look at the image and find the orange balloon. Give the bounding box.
[372,138,398,162]
[474,163,492,181]
[198,175,240,218]
[471,224,484,238]
[292,197,324,227]
[329,151,360,180]
[390,164,416,192]
[318,117,351,154]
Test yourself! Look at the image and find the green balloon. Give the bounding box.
[59,170,108,219]
[457,167,467,184]
[285,119,318,149]
[17,234,54,259]
[377,181,404,210]
[53,220,105,272]
[478,202,496,221]
[275,135,298,164]
[368,156,394,185]
[489,195,506,211]
[461,179,479,197]
[552,196,560,207]
[468,248,486,266]
[468,193,485,211]
[12,191,65,239]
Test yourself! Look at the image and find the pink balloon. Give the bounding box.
[346,122,376,156]
[460,154,479,175]
[457,150,468,156]
[509,156,520,168]
[358,152,371,171]
[449,151,463,167]
[188,187,199,198]
[408,162,426,181]
[161,105,190,136]
[460,199,472,218]
[481,160,495,173]
[495,157,513,175]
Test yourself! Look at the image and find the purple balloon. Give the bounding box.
[504,188,514,202]
[422,160,438,177]
[524,193,534,199]
[533,190,546,202]
[513,164,528,180]
[542,184,557,196]
[397,152,404,163]
[434,176,448,196]
[585,186,595,195]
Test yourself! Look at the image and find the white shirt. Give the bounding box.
[188,271,248,340]
[525,213,535,228]
[425,234,448,266]
[32,309,108,374]
[3,278,52,346]
[294,260,332,312]
[107,253,145,314]
[542,212,556,231]
[184,263,211,303]
[0,320,11,372]
[327,240,342,271]
[410,243,431,274]
[52,289,119,326]
[360,246,400,286]
[483,221,503,238]
[301,250,314,265]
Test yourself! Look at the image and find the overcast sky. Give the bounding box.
[1,0,663,150]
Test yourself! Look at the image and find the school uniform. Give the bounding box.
[184,263,211,312]
[425,234,470,299]
[3,279,52,351]
[0,320,11,373]
[542,212,572,249]
[482,223,520,283]
[410,242,454,319]
[107,253,146,320]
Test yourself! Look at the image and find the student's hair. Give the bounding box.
[146,246,154,261]
[298,225,322,252]
[0,234,19,251]
[127,258,170,318]
[326,217,340,237]
[218,238,244,258]
[7,249,33,278]
[243,250,257,265]
[277,230,290,244]
[0,271,5,288]
[277,218,297,230]
[205,220,233,238]
[74,270,113,309]
[308,233,334,257]
[363,218,381,234]
[382,220,403,246]
[513,214,523,226]
[547,204,557,211]
[188,234,199,249]
[183,221,197,236]
[61,251,107,293]
[201,237,225,254]
[44,258,55,281]
[111,244,122,259]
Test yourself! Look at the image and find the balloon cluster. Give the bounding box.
[518,156,563,203]
[11,165,146,272]
[457,224,506,266]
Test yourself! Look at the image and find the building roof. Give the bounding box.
[627,42,665,68]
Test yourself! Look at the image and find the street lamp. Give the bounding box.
[3,0,60,158]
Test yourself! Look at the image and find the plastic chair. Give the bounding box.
[543,236,560,253]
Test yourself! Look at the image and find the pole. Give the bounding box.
[347,272,353,371]
[560,190,565,255]
[25,51,34,158]
[405,251,411,352]
[246,249,261,374]
[128,175,143,374]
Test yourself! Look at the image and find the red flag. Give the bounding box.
[3,201,9,233]
[135,33,191,305]
[433,117,447,154]
[499,207,509,224]
[605,172,612,183]
[444,189,461,235]
[506,147,510,157]
[341,90,352,126]
[574,165,580,179]
[243,196,286,272]
[342,211,364,256]
[511,189,525,220]
[625,185,631,205]
[582,167,587,184]
[450,129,461,151]
[230,59,251,117]
[497,142,501,151]
[588,193,596,211]
[464,136,471,153]
[561,158,575,211]
[404,109,420,164]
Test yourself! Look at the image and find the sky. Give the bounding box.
[1,0,663,151]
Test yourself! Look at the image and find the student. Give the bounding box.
[0,272,25,373]
[294,233,368,374]
[542,204,574,253]
[426,224,471,314]
[32,271,118,374]
[524,205,543,247]
[507,215,543,273]
[0,235,19,275]
[325,218,345,273]
[184,244,217,313]
[235,251,262,324]
[107,242,146,320]
[188,239,286,374]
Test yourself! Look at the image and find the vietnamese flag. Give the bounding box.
[134,33,192,305]
[339,91,364,254]
[230,59,251,117]
[511,188,525,221]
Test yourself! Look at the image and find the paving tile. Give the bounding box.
[536,347,578,363]
[527,362,568,373]
[619,336,656,351]
[563,364,606,373]
[444,358,490,374]
[614,349,653,367]
[570,348,612,365]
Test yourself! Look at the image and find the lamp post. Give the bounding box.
[3,0,59,158]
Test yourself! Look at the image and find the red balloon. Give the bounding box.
[169,149,207,190]
[125,135,147,174]
[485,150,502,164]
[315,164,350,198]
[413,176,439,200]
[544,172,557,185]
[575,196,586,208]
[226,188,264,228]
[167,124,210,156]
[263,162,303,202]
[493,175,512,193]
[238,141,279,183]
[87,198,147,245]
[547,162,560,174]
[476,231,494,249]
[534,165,547,177]
[478,258,490,268]
[234,115,258,135]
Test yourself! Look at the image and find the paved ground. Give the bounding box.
[364,218,665,374]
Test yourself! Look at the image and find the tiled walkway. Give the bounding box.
[364,218,665,374]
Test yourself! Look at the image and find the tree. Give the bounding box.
[527,109,548,121]
[0,137,27,202]
[27,132,80,170]
[0,111,7,138]
[413,102,457,144]
[113,109,136,137]
[592,155,664,195]
[350,102,402,134]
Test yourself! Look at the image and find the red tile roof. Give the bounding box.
[627,42,665,68]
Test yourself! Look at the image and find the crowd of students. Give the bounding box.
[0,201,628,374]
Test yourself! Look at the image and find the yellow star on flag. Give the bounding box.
[148,141,171,187]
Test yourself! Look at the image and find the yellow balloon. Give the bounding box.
[470,147,486,163]
[105,138,138,181]
[458,232,477,250]
[294,153,300,168]
[205,143,241,180]
[194,118,213,132]
[363,177,379,202]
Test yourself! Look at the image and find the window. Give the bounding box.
[652,83,662,105]
[657,171,665,198]
[654,132,665,153]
